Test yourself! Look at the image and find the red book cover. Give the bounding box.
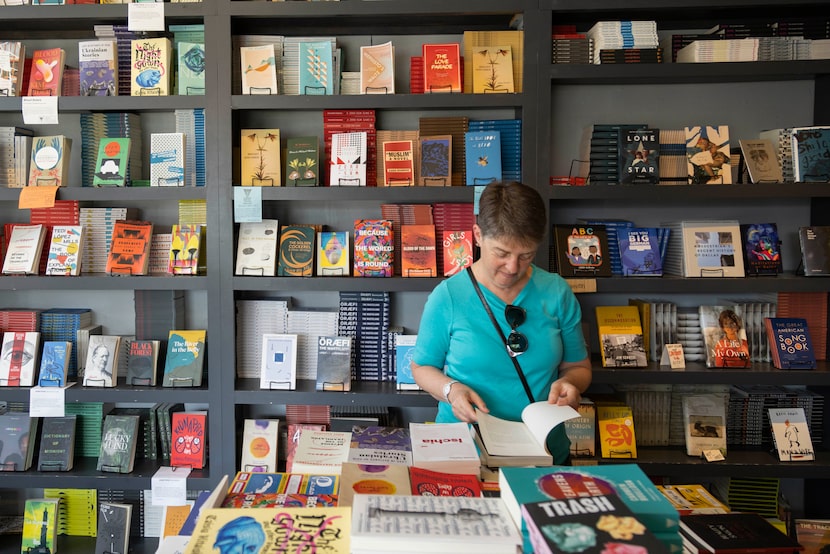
[353,219,394,277]
[441,230,473,276]
[170,411,207,469]
[381,140,414,186]
[27,48,64,97]
[408,466,482,497]
[422,43,461,93]
[400,224,437,277]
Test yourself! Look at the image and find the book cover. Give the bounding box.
[382,139,415,186]
[169,224,203,275]
[170,411,207,469]
[184,507,351,554]
[235,219,279,276]
[765,317,816,370]
[0,414,36,471]
[617,227,662,276]
[441,230,473,277]
[552,224,613,277]
[394,334,420,391]
[92,137,131,187]
[221,492,338,509]
[798,225,830,276]
[680,512,803,554]
[28,135,71,187]
[338,462,411,507]
[240,128,281,186]
[131,37,172,96]
[37,341,71,387]
[259,333,297,390]
[240,418,279,472]
[317,230,349,276]
[522,494,670,554]
[95,502,132,554]
[315,335,352,391]
[21,499,59,554]
[656,484,729,515]
[796,519,830,554]
[563,398,596,459]
[400,224,437,277]
[27,47,64,96]
[162,329,207,387]
[285,136,320,186]
[740,222,782,275]
[97,414,140,472]
[125,339,159,386]
[595,305,647,368]
[353,219,394,277]
[739,139,783,183]
[409,466,482,497]
[0,41,25,96]
[2,223,45,275]
[597,404,637,459]
[418,135,452,186]
[619,128,660,184]
[0,331,40,387]
[685,125,732,184]
[105,219,153,276]
[83,334,120,387]
[422,43,461,93]
[240,43,278,94]
[177,41,205,95]
[464,130,502,186]
[682,393,728,457]
[44,224,84,276]
[360,41,394,94]
[284,425,326,473]
[349,425,412,466]
[409,422,480,476]
[681,221,745,278]
[150,132,186,186]
[291,430,351,475]
[277,224,315,276]
[472,45,514,93]
[78,39,117,96]
[699,305,750,368]
[769,406,815,462]
[37,415,76,471]
[792,126,830,182]
[299,40,333,95]
[330,131,368,187]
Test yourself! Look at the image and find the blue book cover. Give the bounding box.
[177,42,206,95]
[792,126,830,182]
[299,41,333,95]
[740,222,782,275]
[617,227,663,276]
[766,317,817,370]
[500,464,679,553]
[78,40,117,96]
[465,130,502,185]
[394,334,419,390]
[38,341,70,387]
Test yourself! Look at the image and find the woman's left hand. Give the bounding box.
[547,378,581,409]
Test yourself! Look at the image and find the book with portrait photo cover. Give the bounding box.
[684,125,732,184]
[552,224,612,277]
[698,305,750,369]
[739,139,783,183]
[83,334,121,387]
[740,223,782,275]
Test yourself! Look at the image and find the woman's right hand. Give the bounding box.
[446,382,488,423]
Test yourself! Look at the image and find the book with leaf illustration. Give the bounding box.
[240,128,281,186]
[285,136,319,186]
[28,135,72,187]
[471,45,514,93]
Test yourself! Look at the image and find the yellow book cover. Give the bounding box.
[130,37,171,96]
[597,404,637,459]
[240,128,281,186]
[184,507,351,554]
[471,45,514,93]
[462,30,523,93]
[595,305,647,368]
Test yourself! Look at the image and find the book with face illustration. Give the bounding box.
[317,231,349,276]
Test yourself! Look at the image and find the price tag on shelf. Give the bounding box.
[18,186,58,210]
[564,279,596,294]
[152,466,191,506]
[128,3,165,32]
[660,343,686,369]
[22,96,58,125]
[234,186,263,223]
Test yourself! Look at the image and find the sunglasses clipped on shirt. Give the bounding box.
[505,304,528,357]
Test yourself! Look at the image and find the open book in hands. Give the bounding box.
[474,402,580,467]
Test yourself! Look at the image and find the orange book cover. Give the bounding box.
[106,220,154,276]
[422,43,461,93]
[401,224,436,277]
[27,47,64,96]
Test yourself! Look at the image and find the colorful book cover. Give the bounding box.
[125,339,159,386]
[409,466,482,497]
[27,47,64,96]
[97,414,140,472]
[150,132,186,186]
[28,135,72,187]
[177,41,206,95]
[317,230,349,276]
[0,41,25,96]
[382,139,414,186]
[796,518,830,554]
[617,227,662,276]
[739,138,783,183]
[597,404,637,459]
[45,224,84,276]
[656,484,729,515]
[235,219,279,276]
[299,41,333,95]
[0,331,40,387]
[349,425,413,465]
[442,230,473,276]
[360,41,395,94]
[684,125,732,184]
[131,37,171,96]
[315,336,352,391]
[240,44,277,94]
[471,45,514,93]
[37,415,76,471]
[619,128,659,184]
[765,317,816,370]
[552,224,612,277]
[277,224,315,276]
[240,419,279,472]
[106,219,154,276]
[740,222,782,275]
[170,411,207,469]
[21,499,59,553]
[162,329,207,387]
[419,135,452,186]
[169,224,203,275]
[395,334,420,391]
[78,40,117,96]
[285,136,320,186]
[221,492,338,509]
[465,130,502,185]
[422,43,461,93]
[37,341,71,387]
[698,305,750,368]
[338,462,411,507]
[400,224,437,277]
[563,398,596,459]
[330,131,368,187]
[353,219,394,277]
[240,128,281,186]
[259,333,297,390]
[92,137,131,187]
[792,126,830,182]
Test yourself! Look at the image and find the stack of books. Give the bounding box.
[323,109,376,187]
[80,113,143,187]
[337,291,391,382]
[235,299,291,379]
[586,20,659,65]
[468,119,522,183]
[419,116,469,186]
[39,308,93,381]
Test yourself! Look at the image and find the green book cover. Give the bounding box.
[92,137,131,187]
[277,225,315,276]
[177,41,205,95]
[21,498,59,553]
[162,330,207,387]
[285,136,320,186]
[97,414,140,473]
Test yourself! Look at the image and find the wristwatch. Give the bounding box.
[442,379,459,403]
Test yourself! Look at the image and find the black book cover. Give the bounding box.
[95,502,132,554]
[552,224,613,277]
[37,415,76,472]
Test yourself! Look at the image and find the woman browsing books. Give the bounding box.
[411,181,592,465]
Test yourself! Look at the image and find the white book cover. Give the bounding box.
[235,219,279,276]
[0,331,40,387]
[769,407,815,462]
[2,224,45,275]
[45,224,84,276]
[259,333,297,390]
[359,41,394,94]
[239,418,279,472]
[291,429,351,475]
[680,220,745,278]
[240,44,277,95]
[329,131,367,186]
[681,393,727,457]
[409,422,479,464]
[150,132,186,187]
[83,335,121,387]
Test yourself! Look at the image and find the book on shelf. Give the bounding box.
[83,334,120,387]
[315,335,353,391]
[408,465,482,497]
[381,139,415,186]
[768,406,815,462]
[161,503,192,539]
[664,219,745,278]
[795,518,830,554]
[0,41,25,96]
[463,29,523,94]
[360,40,395,94]
[442,230,473,277]
[0,331,40,387]
[78,39,117,96]
[240,418,279,472]
[422,42,461,94]
[105,219,153,276]
[394,334,420,391]
[260,333,298,390]
[400,224,437,277]
[739,139,783,183]
[349,424,412,466]
[2,223,46,275]
[240,128,281,187]
[597,404,637,459]
[552,224,613,277]
[563,398,597,460]
[619,128,660,184]
[291,429,351,475]
[682,393,728,457]
[285,423,326,473]
[130,37,172,96]
[418,135,452,186]
[277,224,315,276]
[330,131,368,186]
[792,126,830,182]
[240,43,278,95]
[170,411,207,469]
[168,224,204,275]
[21,498,59,554]
[285,136,320,186]
[409,422,480,476]
[97,413,140,473]
[45,224,84,276]
[338,461,411,507]
[92,137,130,187]
[235,219,279,276]
[679,512,804,554]
[150,132,186,186]
[798,225,830,276]
[353,218,393,277]
[0,413,38,471]
[617,227,663,276]
[28,135,72,187]
[317,230,350,276]
[471,45,514,93]
[656,484,730,515]
[37,340,71,387]
[740,223,782,276]
[522,494,671,554]
[464,130,503,185]
[299,40,333,95]
[699,305,750,368]
[125,339,160,386]
[37,415,76,471]
[27,47,65,96]
[764,317,817,370]
[162,329,207,387]
[95,502,132,554]
[177,41,206,95]
[685,125,732,184]
[473,402,579,467]
[595,305,647,368]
